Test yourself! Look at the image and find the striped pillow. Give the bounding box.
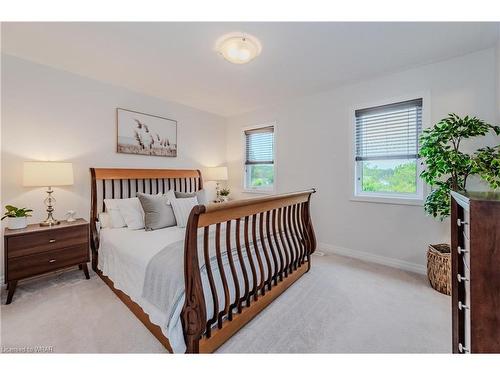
[166,190,199,228]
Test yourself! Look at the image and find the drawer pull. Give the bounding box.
[49,239,56,243]
[458,301,469,310]
[48,259,56,263]
[457,274,469,283]
[457,246,469,255]
[457,219,468,227]
[458,343,469,353]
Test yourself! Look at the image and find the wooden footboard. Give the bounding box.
[182,190,316,353]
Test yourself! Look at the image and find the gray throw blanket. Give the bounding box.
[142,225,262,328]
[141,222,293,352]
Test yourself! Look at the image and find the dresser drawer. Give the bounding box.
[457,273,472,353]
[7,245,89,281]
[7,225,88,258]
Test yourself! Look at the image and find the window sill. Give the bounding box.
[242,188,275,195]
[350,194,424,206]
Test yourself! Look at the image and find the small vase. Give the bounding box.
[8,217,27,230]
[221,196,229,202]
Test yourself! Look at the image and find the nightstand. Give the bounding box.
[3,218,90,304]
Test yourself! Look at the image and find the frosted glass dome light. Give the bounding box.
[215,33,262,64]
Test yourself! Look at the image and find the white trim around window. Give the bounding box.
[349,92,431,206]
[241,122,277,194]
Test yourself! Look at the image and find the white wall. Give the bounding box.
[1,55,227,276]
[2,47,498,280]
[226,48,499,272]
[497,25,500,121]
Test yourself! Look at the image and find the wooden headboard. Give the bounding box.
[89,167,202,270]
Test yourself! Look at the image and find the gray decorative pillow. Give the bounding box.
[137,193,176,231]
[174,189,208,205]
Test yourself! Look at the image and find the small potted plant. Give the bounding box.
[219,188,230,202]
[1,205,33,230]
[420,114,500,294]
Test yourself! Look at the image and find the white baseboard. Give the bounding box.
[318,242,427,275]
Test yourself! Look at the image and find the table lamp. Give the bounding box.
[23,161,74,226]
[204,166,228,202]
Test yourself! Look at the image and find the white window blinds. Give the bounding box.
[355,99,422,161]
[245,126,274,165]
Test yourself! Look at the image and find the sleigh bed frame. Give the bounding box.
[90,168,316,353]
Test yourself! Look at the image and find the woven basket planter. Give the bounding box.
[427,243,451,295]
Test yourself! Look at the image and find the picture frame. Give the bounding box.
[116,108,177,157]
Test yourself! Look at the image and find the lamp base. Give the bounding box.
[40,186,60,226]
[40,217,60,226]
[216,181,221,202]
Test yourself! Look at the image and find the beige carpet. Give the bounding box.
[0,252,451,353]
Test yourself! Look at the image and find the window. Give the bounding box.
[244,125,275,192]
[354,98,423,201]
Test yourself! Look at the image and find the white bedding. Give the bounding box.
[99,223,276,353]
[98,226,186,351]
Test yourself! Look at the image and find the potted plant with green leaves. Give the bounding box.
[1,205,33,230]
[419,113,500,294]
[219,188,230,202]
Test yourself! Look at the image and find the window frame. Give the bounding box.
[350,93,430,206]
[242,122,277,194]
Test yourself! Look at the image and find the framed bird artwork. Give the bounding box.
[116,108,177,157]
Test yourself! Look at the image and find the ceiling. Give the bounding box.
[2,22,499,117]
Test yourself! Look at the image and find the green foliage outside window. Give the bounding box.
[249,165,274,188]
[362,161,417,194]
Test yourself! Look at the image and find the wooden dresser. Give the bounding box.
[451,191,500,353]
[3,218,90,304]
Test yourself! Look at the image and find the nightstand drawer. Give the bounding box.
[7,225,88,258]
[7,245,89,281]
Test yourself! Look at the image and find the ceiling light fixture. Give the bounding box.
[215,32,262,65]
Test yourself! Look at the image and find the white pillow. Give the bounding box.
[103,199,127,228]
[117,197,145,230]
[166,190,198,228]
[104,197,145,229]
[98,212,111,229]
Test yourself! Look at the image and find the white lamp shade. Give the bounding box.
[23,161,74,187]
[204,166,228,181]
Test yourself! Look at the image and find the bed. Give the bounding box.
[90,168,316,353]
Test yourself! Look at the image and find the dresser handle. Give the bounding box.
[458,343,469,353]
[457,274,469,283]
[457,246,469,254]
[49,239,56,243]
[458,301,469,310]
[48,259,56,263]
[457,219,468,227]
